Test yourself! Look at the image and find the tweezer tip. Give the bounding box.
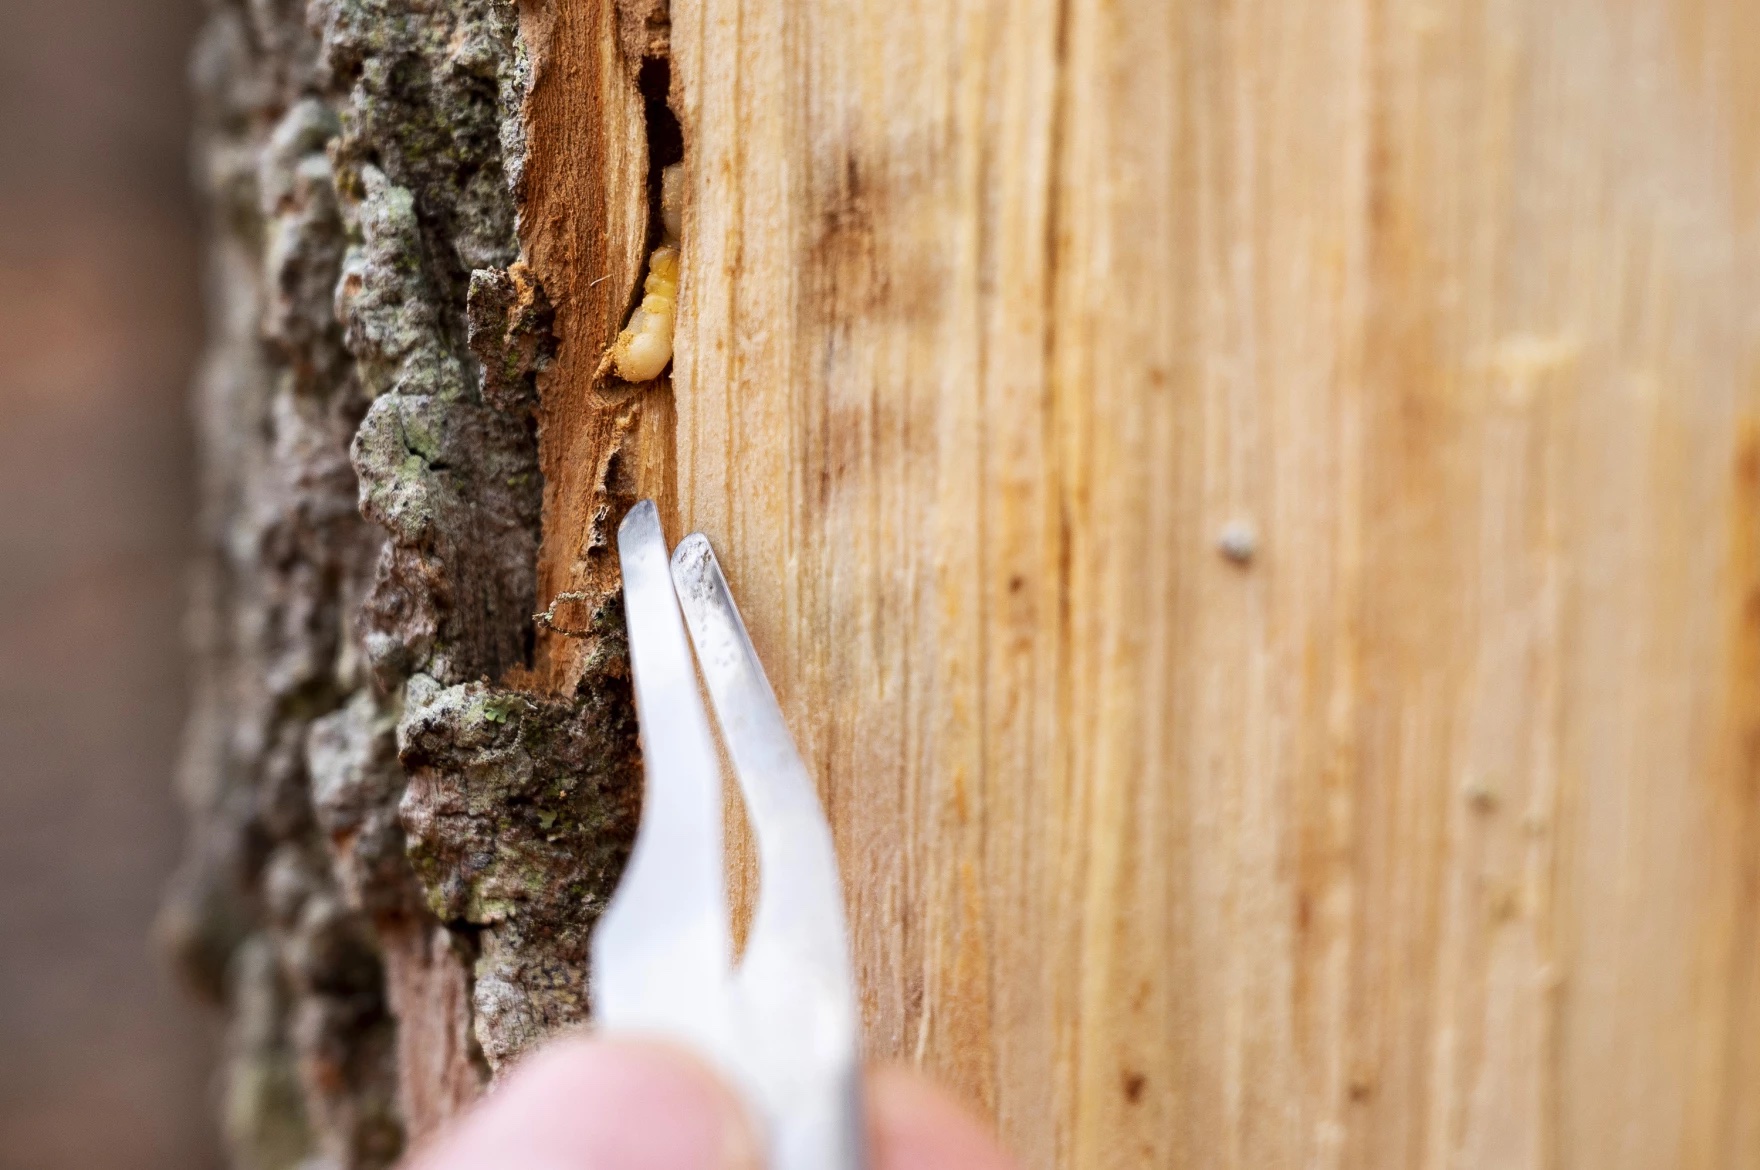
[672,531,713,566]
[619,498,661,544]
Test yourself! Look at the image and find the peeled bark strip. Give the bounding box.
[163,2,666,1165]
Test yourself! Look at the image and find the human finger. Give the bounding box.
[404,1035,759,1170]
[864,1065,1020,1170]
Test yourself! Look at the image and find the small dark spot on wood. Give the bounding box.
[1735,424,1760,491]
[1462,777,1498,813]
[1121,1070,1147,1103]
[1008,574,1026,594]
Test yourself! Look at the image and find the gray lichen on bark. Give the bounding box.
[161,2,641,1166]
[399,635,639,1069]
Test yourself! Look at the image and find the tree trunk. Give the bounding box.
[167,1,1760,1169]
[163,2,644,1165]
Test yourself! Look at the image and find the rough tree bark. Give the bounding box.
[161,2,651,1165]
[165,2,1760,1169]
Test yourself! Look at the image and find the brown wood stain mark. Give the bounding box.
[512,0,675,695]
[1692,413,1760,1167]
[1342,4,1467,1165]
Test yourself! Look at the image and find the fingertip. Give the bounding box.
[407,1035,759,1170]
[866,1066,1019,1170]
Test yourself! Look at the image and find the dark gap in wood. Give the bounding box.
[639,55,683,251]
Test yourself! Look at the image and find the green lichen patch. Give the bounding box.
[396,600,641,1065]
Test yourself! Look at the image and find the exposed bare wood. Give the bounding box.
[661,1,1760,1167]
[515,0,674,695]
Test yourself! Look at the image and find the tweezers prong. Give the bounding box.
[597,505,862,1170]
[670,533,863,1170]
[591,501,732,1054]
[669,534,853,991]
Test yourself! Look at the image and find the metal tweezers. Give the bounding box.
[591,500,864,1170]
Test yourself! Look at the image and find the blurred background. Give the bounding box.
[0,0,218,1165]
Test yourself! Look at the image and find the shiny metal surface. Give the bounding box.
[593,501,864,1170]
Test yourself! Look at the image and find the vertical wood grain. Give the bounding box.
[657,1,1760,1166]
[515,0,670,695]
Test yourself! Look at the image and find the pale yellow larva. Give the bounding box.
[660,161,683,240]
[611,163,684,382]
